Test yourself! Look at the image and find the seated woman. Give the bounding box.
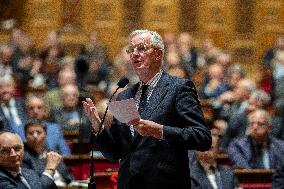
[22,119,74,187]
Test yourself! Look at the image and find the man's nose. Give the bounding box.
[10,148,17,156]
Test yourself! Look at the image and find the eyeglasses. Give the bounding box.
[0,144,23,154]
[249,121,268,128]
[27,105,44,110]
[126,43,153,54]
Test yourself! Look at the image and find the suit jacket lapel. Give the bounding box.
[132,73,170,145]
[142,72,169,119]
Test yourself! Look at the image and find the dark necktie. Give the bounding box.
[138,85,149,116]
[15,173,31,189]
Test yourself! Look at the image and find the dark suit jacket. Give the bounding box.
[0,167,57,189]
[22,144,74,184]
[190,161,239,189]
[272,162,284,189]
[50,106,92,143]
[0,98,28,139]
[94,72,212,189]
[227,136,284,169]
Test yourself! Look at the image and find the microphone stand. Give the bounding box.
[88,86,122,189]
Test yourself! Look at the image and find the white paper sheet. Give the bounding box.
[108,98,140,124]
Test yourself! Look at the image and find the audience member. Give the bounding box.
[199,63,229,99]
[220,89,271,149]
[191,133,240,189]
[22,119,74,187]
[26,95,71,156]
[44,68,77,112]
[262,35,284,67]
[227,109,284,169]
[176,32,198,77]
[0,75,27,140]
[49,84,91,141]
[0,45,14,78]
[0,130,61,189]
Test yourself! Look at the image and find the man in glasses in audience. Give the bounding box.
[228,109,284,169]
[83,29,211,189]
[0,130,62,189]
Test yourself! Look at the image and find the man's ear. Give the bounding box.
[155,49,163,61]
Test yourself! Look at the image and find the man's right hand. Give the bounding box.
[82,98,102,133]
[45,151,62,176]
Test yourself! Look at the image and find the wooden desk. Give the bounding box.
[59,171,116,189]
[234,169,273,183]
[64,154,119,180]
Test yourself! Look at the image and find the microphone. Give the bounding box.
[98,76,129,132]
[88,76,129,189]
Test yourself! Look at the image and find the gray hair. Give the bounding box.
[250,89,271,108]
[228,64,246,78]
[240,79,256,94]
[248,109,272,126]
[129,29,165,53]
[0,74,15,86]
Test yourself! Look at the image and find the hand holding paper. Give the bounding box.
[108,98,140,124]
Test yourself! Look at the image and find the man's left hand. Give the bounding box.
[129,119,163,139]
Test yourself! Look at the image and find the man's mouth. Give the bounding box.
[133,60,142,64]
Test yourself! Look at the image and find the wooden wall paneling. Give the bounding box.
[227,0,258,82]
[179,0,199,33]
[255,0,284,59]
[142,0,181,35]
[197,0,234,49]
[23,0,63,48]
[91,0,124,59]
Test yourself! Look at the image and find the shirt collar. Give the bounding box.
[7,167,21,177]
[139,70,162,88]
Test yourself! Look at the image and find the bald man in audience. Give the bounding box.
[0,131,62,189]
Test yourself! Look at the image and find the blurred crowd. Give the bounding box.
[1,28,284,188]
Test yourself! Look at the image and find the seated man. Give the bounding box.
[0,130,62,189]
[22,119,75,187]
[191,133,240,189]
[227,109,284,169]
[25,95,71,156]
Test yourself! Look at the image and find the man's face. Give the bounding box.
[128,33,162,82]
[62,87,79,109]
[25,125,46,150]
[0,132,24,172]
[248,111,270,143]
[0,83,15,103]
[26,98,46,120]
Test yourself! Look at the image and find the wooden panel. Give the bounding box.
[122,0,143,36]
[179,0,198,33]
[255,0,284,58]
[22,0,63,48]
[90,0,124,58]
[197,0,235,49]
[61,0,82,32]
[142,0,180,34]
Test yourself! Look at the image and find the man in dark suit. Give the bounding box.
[25,95,71,156]
[22,119,74,187]
[83,29,212,189]
[0,75,28,140]
[0,130,62,189]
[191,133,240,189]
[227,109,284,169]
